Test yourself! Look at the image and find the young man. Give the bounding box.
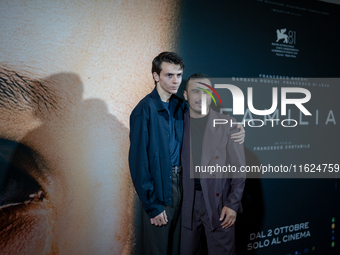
[181,73,246,255]
[129,52,186,255]
[129,54,245,255]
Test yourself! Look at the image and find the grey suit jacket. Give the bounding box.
[181,109,246,230]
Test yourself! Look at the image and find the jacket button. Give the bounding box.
[215,156,219,159]
[169,198,171,201]
[216,193,219,197]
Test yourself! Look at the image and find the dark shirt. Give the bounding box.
[162,101,181,166]
[129,87,187,218]
[190,113,209,191]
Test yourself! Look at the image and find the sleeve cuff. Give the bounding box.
[147,204,164,218]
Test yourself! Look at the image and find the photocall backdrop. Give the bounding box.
[0,0,338,255]
[177,0,339,254]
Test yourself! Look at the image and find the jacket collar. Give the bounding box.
[150,86,180,112]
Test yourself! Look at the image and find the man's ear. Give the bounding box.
[153,72,160,83]
[183,90,188,101]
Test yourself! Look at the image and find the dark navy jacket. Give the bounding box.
[129,87,187,218]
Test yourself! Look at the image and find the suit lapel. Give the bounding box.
[200,109,224,167]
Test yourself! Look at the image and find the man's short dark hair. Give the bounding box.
[152,52,185,85]
[186,73,210,91]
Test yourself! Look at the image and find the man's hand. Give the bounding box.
[219,206,237,229]
[231,124,245,144]
[150,210,168,226]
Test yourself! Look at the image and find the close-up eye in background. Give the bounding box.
[0,0,180,253]
[0,139,54,255]
[0,139,45,206]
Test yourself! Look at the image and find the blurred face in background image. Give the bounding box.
[0,0,180,254]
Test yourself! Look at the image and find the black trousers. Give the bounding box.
[136,172,182,255]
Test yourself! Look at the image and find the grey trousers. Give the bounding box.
[136,172,182,255]
[181,190,236,255]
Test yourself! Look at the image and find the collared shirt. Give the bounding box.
[129,87,187,218]
[190,112,209,191]
[161,101,181,166]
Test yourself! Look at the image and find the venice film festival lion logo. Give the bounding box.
[276,28,289,43]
